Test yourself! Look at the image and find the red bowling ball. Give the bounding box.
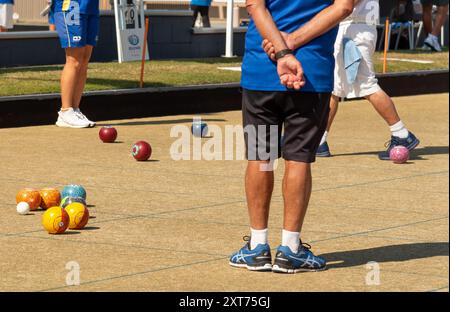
[132,141,152,161]
[99,126,118,143]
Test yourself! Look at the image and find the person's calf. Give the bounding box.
[282,160,312,233]
[365,90,401,126]
[245,161,274,230]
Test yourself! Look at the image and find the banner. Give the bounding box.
[114,0,149,63]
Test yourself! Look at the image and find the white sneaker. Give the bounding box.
[420,43,432,51]
[74,108,96,128]
[424,35,442,52]
[56,108,91,128]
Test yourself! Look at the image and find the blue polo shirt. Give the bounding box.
[241,0,338,92]
[54,0,99,15]
[191,0,212,6]
[0,0,14,4]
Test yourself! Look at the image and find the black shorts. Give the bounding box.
[242,89,331,163]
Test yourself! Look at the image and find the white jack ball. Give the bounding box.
[16,202,30,215]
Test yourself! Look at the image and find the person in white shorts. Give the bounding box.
[316,0,420,160]
[0,0,13,32]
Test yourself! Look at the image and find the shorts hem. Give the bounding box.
[348,84,382,99]
[334,84,381,99]
[282,153,316,164]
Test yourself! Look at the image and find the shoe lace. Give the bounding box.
[299,239,312,251]
[384,136,400,149]
[74,110,87,120]
[243,235,251,242]
[302,243,311,250]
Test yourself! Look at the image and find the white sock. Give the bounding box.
[390,121,409,139]
[429,34,438,41]
[320,131,328,146]
[282,229,300,253]
[60,108,74,114]
[250,228,268,250]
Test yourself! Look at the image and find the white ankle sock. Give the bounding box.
[320,131,328,146]
[429,34,438,41]
[60,108,74,114]
[390,121,409,139]
[250,228,268,250]
[282,229,300,253]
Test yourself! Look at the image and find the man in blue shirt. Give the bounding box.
[51,0,100,128]
[0,0,14,32]
[229,0,354,273]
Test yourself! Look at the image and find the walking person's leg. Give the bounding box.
[317,95,340,157]
[351,26,420,159]
[191,5,200,27]
[422,0,449,51]
[432,3,449,38]
[422,2,434,35]
[0,3,13,32]
[199,5,211,27]
[316,23,348,157]
[365,89,402,126]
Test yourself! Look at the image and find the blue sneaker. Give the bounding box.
[272,241,326,273]
[379,132,420,160]
[229,236,273,271]
[316,142,331,157]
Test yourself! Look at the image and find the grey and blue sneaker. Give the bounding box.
[229,236,273,271]
[378,132,420,160]
[272,241,326,273]
[316,141,331,157]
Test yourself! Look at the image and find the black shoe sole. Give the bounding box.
[229,262,273,271]
[272,263,327,274]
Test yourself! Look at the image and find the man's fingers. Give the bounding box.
[262,39,268,48]
[264,43,274,54]
[262,40,272,49]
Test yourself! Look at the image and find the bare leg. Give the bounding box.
[73,46,93,109]
[365,89,401,126]
[422,4,433,35]
[60,48,85,110]
[282,160,312,232]
[326,95,340,132]
[432,5,449,37]
[245,161,274,230]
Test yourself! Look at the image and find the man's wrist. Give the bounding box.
[275,49,294,60]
